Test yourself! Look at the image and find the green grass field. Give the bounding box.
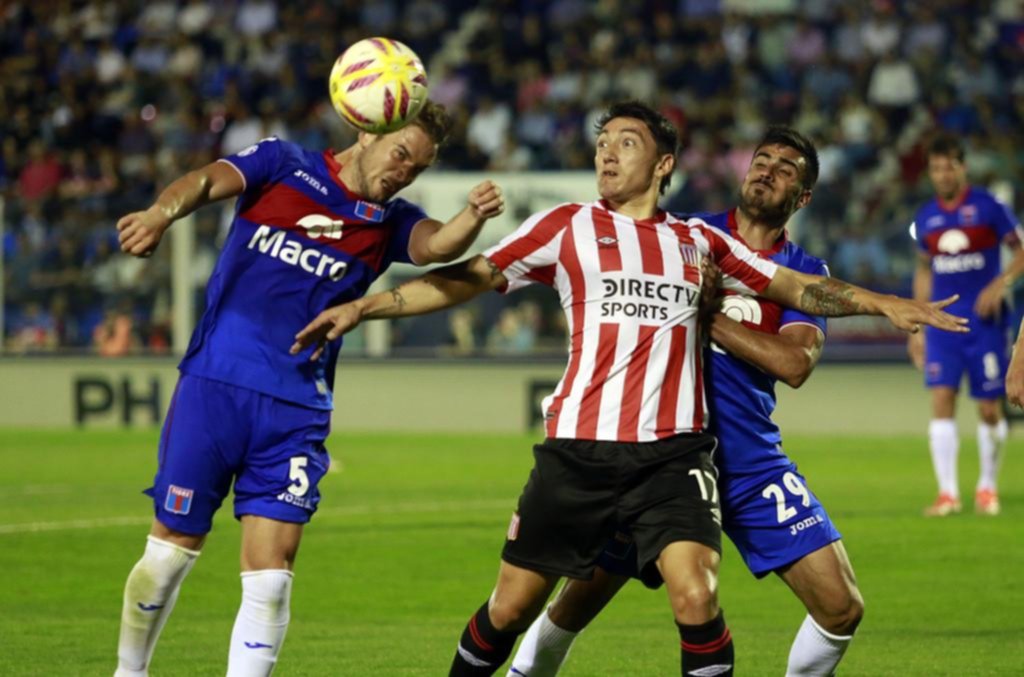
[1,429,1021,676]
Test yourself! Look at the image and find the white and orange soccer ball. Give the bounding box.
[328,37,429,135]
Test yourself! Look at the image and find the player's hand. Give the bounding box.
[290,302,364,361]
[117,207,172,258]
[907,330,925,370]
[698,257,723,328]
[974,276,1007,319]
[467,180,505,220]
[1007,347,1024,408]
[882,294,969,334]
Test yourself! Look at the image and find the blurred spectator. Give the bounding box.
[93,304,140,357]
[2,0,1021,355]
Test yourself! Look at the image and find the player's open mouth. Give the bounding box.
[381,179,393,193]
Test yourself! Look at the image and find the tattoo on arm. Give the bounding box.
[389,288,407,312]
[800,278,861,316]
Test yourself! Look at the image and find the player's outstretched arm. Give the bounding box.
[290,254,507,360]
[711,317,824,389]
[117,161,245,258]
[408,180,505,264]
[761,267,969,334]
[976,241,1024,319]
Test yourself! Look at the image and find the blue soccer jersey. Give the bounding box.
[913,186,1021,321]
[695,210,828,478]
[177,137,427,410]
[913,187,1021,397]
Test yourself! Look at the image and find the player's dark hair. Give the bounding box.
[409,100,453,148]
[927,132,965,162]
[755,126,819,190]
[595,100,680,195]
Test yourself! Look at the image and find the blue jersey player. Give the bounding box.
[909,133,1024,518]
[113,102,506,677]
[507,128,865,677]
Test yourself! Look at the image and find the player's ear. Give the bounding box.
[656,153,675,181]
[796,189,812,210]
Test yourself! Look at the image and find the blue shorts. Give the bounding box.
[146,373,331,535]
[925,322,1007,399]
[720,463,841,579]
[597,462,840,581]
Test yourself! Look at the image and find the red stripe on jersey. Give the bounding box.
[592,206,623,272]
[922,225,999,256]
[617,324,657,442]
[691,335,704,430]
[705,226,773,293]
[526,264,556,287]
[656,325,687,437]
[239,183,390,272]
[489,204,583,271]
[576,323,620,440]
[636,224,664,276]
[546,226,587,438]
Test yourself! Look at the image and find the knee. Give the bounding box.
[667,579,719,625]
[817,588,865,636]
[488,596,542,634]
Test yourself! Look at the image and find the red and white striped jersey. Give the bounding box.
[484,200,779,443]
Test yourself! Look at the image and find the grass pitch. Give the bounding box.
[0,428,1021,675]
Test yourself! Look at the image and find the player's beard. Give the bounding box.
[739,184,798,227]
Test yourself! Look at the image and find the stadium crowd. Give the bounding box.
[2,0,1023,353]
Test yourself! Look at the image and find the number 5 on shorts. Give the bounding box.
[289,457,310,497]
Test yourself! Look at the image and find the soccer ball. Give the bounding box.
[328,37,429,135]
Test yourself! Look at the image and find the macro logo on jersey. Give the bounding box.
[247,214,350,281]
[165,485,193,515]
[930,228,987,274]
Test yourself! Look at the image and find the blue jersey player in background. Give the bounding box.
[908,133,1024,518]
[507,128,865,677]
[113,101,506,677]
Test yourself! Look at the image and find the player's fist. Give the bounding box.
[467,181,505,220]
[117,207,172,258]
[974,276,1007,320]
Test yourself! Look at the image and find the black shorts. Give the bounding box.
[501,433,721,588]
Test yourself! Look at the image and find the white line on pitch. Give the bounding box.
[0,498,512,535]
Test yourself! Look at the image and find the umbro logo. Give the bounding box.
[688,665,733,676]
[596,236,618,246]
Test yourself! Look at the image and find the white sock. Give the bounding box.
[226,569,294,677]
[977,419,1007,491]
[115,536,200,676]
[928,418,959,497]
[785,614,853,677]
[507,608,579,676]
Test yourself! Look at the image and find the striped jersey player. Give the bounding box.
[909,133,1024,518]
[293,102,969,677]
[112,102,507,677]
[489,200,776,443]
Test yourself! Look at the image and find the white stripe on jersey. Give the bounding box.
[485,202,778,442]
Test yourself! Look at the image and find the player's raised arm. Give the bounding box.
[290,254,507,360]
[408,180,505,264]
[761,266,969,333]
[117,161,245,258]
